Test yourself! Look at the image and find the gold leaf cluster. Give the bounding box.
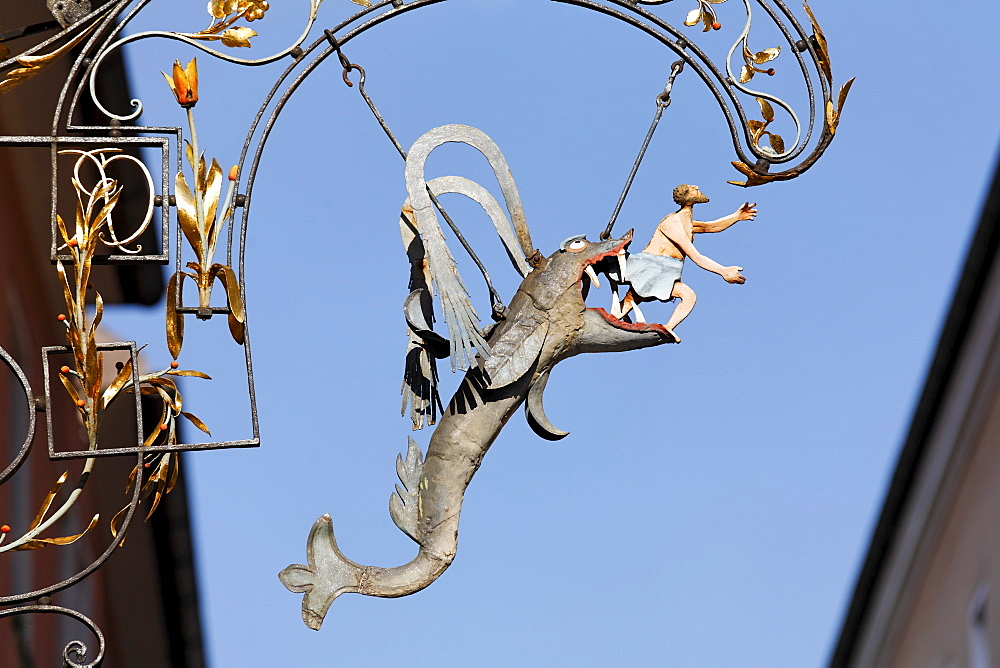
[738,45,780,84]
[0,18,98,96]
[0,150,213,553]
[209,0,270,21]
[746,97,785,156]
[803,0,855,135]
[683,0,727,32]
[3,473,98,551]
[727,160,797,188]
[185,0,270,48]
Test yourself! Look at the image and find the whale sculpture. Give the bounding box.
[280,125,672,629]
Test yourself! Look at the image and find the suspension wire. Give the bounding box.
[601,58,686,241]
[327,32,506,317]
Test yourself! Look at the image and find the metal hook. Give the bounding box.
[324,30,357,87]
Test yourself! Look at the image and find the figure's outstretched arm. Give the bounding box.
[659,222,745,284]
[693,202,757,233]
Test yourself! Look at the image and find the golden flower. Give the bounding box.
[162,58,198,108]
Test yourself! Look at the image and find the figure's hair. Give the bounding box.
[673,184,708,205]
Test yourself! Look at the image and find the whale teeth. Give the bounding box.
[632,302,646,323]
[584,265,600,289]
[617,252,626,279]
[610,291,622,318]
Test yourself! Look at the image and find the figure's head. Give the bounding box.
[673,184,710,206]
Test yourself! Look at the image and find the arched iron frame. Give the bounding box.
[0,0,841,662]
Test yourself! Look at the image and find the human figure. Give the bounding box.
[618,184,756,342]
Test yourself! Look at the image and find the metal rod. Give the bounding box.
[346,61,505,311]
[602,58,684,241]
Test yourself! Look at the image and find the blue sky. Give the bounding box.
[102,0,1000,665]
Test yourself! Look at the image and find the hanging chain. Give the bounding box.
[327,31,507,319]
[601,58,686,241]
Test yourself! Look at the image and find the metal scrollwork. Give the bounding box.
[0,604,105,667]
[0,0,850,656]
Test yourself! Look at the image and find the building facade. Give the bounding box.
[0,2,204,665]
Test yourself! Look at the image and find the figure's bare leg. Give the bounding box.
[663,282,696,342]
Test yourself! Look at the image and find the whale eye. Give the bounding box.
[566,238,587,252]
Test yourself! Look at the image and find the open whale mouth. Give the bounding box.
[578,231,672,338]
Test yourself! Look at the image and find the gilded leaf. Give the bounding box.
[110,504,128,540]
[56,213,71,245]
[143,399,169,447]
[28,472,68,531]
[59,368,82,408]
[228,311,246,345]
[837,77,855,113]
[12,514,99,551]
[701,11,714,32]
[101,357,134,409]
[753,47,781,64]
[89,187,121,237]
[181,411,212,435]
[826,98,838,134]
[156,386,179,414]
[166,454,180,494]
[768,133,786,154]
[220,27,257,48]
[55,260,76,314]
[203,159,224,231]
[756,98,774,122]
[167,369,212,379]
[86,343,101,401]
[90,291,104,335]
[352,0,373,5]
[208,0,236,19]
[739,65,753,84]
[214,264,245,322]
[143,376,179,390]
[0,19,98,96]
[144,460,170,520]
[166,272,184,359]
[175,172,202,257]
[684,8,702,26]
[802,0,831,83]
[197,154,208,193]
[727,161,778,188]
[747,119,767,143]
[730,160,755,177]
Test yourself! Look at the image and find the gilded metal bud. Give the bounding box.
[162,58,198,108]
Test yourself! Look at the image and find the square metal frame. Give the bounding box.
[43,341,144,459]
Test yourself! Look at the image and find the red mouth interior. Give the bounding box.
[580,237,671,337]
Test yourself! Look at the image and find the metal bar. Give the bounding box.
[603,59,685,241]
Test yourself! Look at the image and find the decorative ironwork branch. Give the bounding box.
[162,59,246,355]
